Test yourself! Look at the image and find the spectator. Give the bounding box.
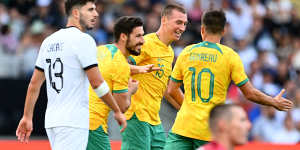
[271,111,300,144]
[251,106,283,142]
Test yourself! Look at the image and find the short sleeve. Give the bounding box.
[35,41,46,71]
[111,62,130,93]
[75,35,98,70]
[230,51,248,86]
[170,53,184,83]
[128,43,149,65]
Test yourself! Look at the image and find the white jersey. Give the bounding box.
[35,27,98,129]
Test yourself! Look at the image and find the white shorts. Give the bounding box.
[46,127,89,150]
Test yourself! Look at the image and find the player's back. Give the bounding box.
[179,41,239,104]
[171,41,248,140]
[36,27,97,129]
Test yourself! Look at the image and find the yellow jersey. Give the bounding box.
[126,33,174,125]
[170,41,248,141]
[89,44,130,133]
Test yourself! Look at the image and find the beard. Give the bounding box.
[126,39,142,56]
[79,14,93,31]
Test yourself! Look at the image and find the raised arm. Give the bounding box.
[130,64,160,75]
[239,81,293,111]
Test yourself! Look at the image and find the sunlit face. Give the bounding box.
[164,9,188,42]
[228,107,251,146]
[79,2,98,30]
[125,26,144,56]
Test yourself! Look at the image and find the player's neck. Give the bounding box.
[66,18,84,32]
[214,135,234,150]
[115,43,129,58]
[202,35,221,44]
[156,28,172,46]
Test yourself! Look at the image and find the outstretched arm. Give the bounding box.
[239,82,293,111]
[16,68,45,143]
[130,64,160,75]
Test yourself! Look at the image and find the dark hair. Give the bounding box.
[209,104,238,132]
[161,3,186,17]
[113,16,143,42]
[65,0,95,16]
[202,10,226,34]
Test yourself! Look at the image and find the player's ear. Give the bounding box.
[200,25,205,37]
[72,7,80,19]
[218,119,227,132]
[200,25,204,34]
[161,16,167,25]
[120,33,128,42]
[221,29,225,37]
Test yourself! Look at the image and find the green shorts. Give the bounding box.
[121,114,166,150]
[164,132,208,150]
[86,126,111,150]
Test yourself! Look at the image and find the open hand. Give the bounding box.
[114,112,127,133]
[139,64,160,73]
[273,89,294,111]
[16,117,33,143]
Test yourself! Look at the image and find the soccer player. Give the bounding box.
[122,3,188,150]
[87,16,144,150]
[164,10,293,149]
[15,0,126,150]
[197,104,251,150]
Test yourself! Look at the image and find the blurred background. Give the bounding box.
[0,0,300,146]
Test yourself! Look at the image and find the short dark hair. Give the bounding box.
[202,10,226,34]
[113,16,143,42]
[65,0,95,16]
[209,104,238,132]
[161,3,186,17]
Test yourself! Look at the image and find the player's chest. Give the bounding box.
[148,52,174,79]
[147,49,174,67]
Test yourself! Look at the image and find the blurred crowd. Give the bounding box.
[1,0,300,144]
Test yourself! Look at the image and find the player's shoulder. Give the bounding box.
[98,44,123,60]
[79,32,96,44]
[65,27,96,44]
[97,44,108,50]
[42,29,62,43]
[144,33,156,41]
[216,43,237,55]
[179,43,199,55]
[183,44,198,52]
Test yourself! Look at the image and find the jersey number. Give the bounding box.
[155,64,164,78]
[46,58,64,93]
[189,67,214,103]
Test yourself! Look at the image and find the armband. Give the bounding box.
[94,81,110,98]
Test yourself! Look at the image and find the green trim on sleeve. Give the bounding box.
[236,78,249,87]
[112,89,128,93]
[170,76,183,83]
[128,56,136,65]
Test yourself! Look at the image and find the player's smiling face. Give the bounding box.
[126,26,145,56]
[79,2,98,30]
[165,9,187,41]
